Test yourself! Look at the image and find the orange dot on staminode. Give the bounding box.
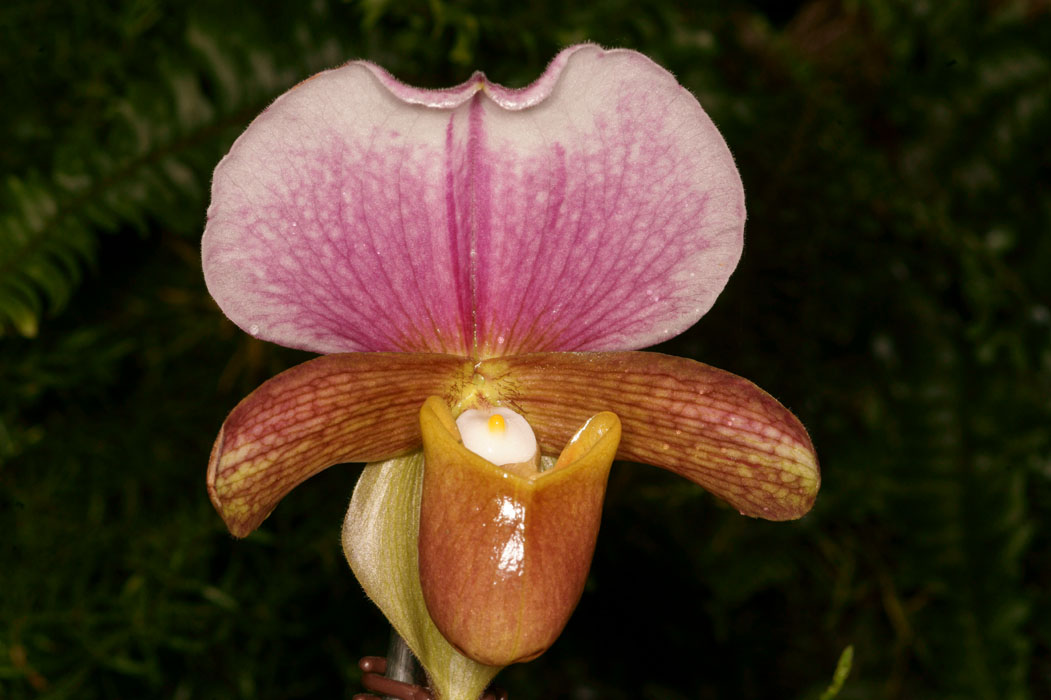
[487,414,506,434]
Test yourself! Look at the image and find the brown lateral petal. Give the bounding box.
[418,397,621,666]
[475,352,819,521]
[208,353,472,537]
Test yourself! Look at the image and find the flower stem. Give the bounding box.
[383,629,418,697]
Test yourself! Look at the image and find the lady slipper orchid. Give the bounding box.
[202,44,819,700]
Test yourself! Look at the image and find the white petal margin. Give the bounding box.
[343,453,500,700]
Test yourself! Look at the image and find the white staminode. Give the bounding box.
[455,407,537,466]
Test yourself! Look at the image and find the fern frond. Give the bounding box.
[0,18,344,338]
[0,174,93,337]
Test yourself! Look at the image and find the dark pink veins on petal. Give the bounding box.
[470,63,743,357]
[202,46,745,357]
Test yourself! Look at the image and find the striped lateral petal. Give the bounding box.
[207,353,471,536]
[473,352,820,520]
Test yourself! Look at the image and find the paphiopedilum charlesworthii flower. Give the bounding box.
[202,44,819,700]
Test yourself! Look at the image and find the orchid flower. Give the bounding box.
[202,44,819,700]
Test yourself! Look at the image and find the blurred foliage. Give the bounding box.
[2,0,1049,698]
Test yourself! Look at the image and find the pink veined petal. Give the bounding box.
[202,44,743,357]
[202,63,474,354]
[468,47,744,356]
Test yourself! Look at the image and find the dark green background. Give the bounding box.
[2,1,1049,698]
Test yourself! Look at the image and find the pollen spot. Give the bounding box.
[456,407,537,466]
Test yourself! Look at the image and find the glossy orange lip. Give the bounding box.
[418,396,621,665]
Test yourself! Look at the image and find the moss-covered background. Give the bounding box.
[3,1,1049,698]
